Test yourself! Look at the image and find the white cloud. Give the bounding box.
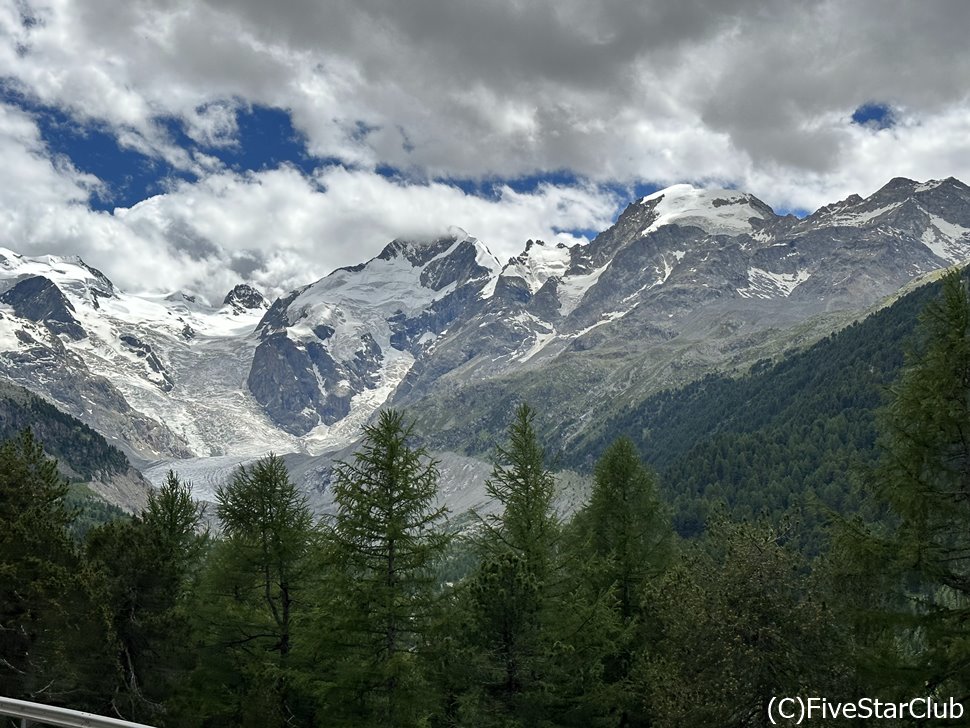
[4,0,970,290]
[0,104,617,302]
[111,166,619,301]
[5,0,970,200]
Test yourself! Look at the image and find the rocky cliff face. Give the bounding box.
[224,284,269,313]
[246,229,502,436]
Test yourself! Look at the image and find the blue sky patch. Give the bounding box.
[1,84,194,211]
[206,105,329,176]
[851,102,896,130]
[441,170,601,200]
[1,87,340,210]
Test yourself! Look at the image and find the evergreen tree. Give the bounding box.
[313,409,450,727]
[639,515,847,727]
[584,437,672,621]
[461,404,614,726]
[0,429,115,708]
[86,471,207,723]
[481,403,558,575]
[192,454,316,727]
[849,269,970,703]
[573,437,673,726]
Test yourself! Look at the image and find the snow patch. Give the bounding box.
[816,201,901,227]
[920,215,970,263]
[518,327,557,363]
[558,262,610,316]
[914,179,944,193]
[656,256,675,285]
[0,319,26,352]
[639,185,771,236]
[737,268,811,299]
[500,241,571,294]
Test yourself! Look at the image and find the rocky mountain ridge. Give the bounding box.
[0,177,968,468]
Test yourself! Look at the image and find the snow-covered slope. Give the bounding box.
[0,248,294,457]
[499,240,572,294]
[638,184,776,237]
[245,229,503,439]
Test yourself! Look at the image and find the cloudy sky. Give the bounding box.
[2,0,970,302]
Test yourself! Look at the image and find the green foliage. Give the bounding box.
[313,409,450,727]
[453,404,618,727]
[482,403,559,576]
[85,471,208,723]
[0,382,129,478]
[0,429,116,710]
[566,437,674,726]
[570,269,956,549]
[847,270,970,706]
[65,484,128,540]
[583,437,672,620]
[639,515,849,727]
[190,454,317,727]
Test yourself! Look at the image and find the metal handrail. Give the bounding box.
[0,696,156,728]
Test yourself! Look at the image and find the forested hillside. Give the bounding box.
[0,380,129,478]
[0,381,144,528]
[571,269,959,542]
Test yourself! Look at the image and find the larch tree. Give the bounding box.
[196,454,316,727]
[315,409,450,727]
[461,404,615,727]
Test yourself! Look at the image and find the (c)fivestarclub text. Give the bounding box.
[768,696,964,723]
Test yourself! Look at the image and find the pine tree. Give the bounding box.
[314,409,450,727]
[852,269,970,700]
[86,471,207,723]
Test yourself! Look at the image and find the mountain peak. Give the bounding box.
[637,184,777,236]
[223,283,268,313]
[500,239,574,294]
[870,176,970,199]
[0,275,87,340]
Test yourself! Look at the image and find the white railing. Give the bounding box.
[0,696,156,728]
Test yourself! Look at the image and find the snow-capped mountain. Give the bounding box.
[0,249,286,459]
[392,177,970,447]
[2,177,970,466]
[246,228,501,439]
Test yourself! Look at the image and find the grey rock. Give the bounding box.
[223,283,268,313]
[0,276,87,340]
